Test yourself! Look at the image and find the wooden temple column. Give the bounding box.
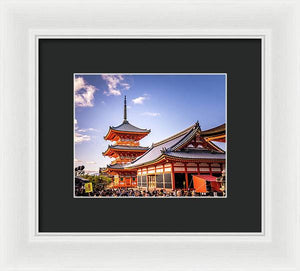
[129,172,132,187]
[163,164,166,189]
[155,165,157,188]
[197,163,200,175]
[209,163,212,175]
[184,163,188,190]
[171,163,175,190]
[146,166,149,189]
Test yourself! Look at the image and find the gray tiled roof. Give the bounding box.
[126,127,194,168]
[168,126,198,151]
[126,122,225,168]
[166,150,225,160]
[202,123,225,136]
[107,163,126,169]
[111,120,150,133]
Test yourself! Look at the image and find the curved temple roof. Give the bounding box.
[201,123,226,142]
[104,96,150,140]
[103,145,149,157]
[165,150,225,160]
[103,145,149,154]
[125,122,225,168]
[106,163,127,170]
[110,121,150,133]
[107,145,149,151]
[202,123,225,137]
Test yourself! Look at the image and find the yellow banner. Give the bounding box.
[85,182,93,193]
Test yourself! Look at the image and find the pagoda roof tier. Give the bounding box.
[107,163,125,169]
[104,96,150,141]
[125,122,225,168]
[104,121,151,141]
[102,163,125,173]
[104,163,137,173]
[108,145,149,151]
[111,120,150,133]
[103,145,149,157]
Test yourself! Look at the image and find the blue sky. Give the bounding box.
[74,74,226,172]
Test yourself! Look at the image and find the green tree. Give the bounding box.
[82,174,113,190]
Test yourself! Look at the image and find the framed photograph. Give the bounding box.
[74,73,227,199]
[1,0,299,270]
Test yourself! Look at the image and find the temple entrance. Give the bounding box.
[125,177,131,186]
[174,173,186,189]
[147,175,156,189]
[187,173,195,189]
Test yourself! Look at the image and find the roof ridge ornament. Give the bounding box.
[195,120,201,130]
[161,147,167,154]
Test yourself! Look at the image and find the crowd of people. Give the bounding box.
[75,186,223,197]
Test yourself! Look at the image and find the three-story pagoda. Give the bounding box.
[103,96,150,187]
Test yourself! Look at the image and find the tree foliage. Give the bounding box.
[75,165,85,176]
[82,174,113,190]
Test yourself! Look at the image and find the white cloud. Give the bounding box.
[101,74,130,96]
[74,119,96,144]
[75,132,91,143]
[142,112,160,117]
[122,83,130,90]
[78,128,98,132]
[74,77,85,92]
[74,158,83,163]
[132,96,146,104]
[74,77,97,107]
[74,159,97,167]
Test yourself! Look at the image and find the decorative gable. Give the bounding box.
[170,128,224,153]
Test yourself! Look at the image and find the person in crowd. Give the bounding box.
[75,183,221,197]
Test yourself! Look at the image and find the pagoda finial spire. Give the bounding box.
[123,95,128,122]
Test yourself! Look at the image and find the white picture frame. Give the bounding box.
[0,0,299,270]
